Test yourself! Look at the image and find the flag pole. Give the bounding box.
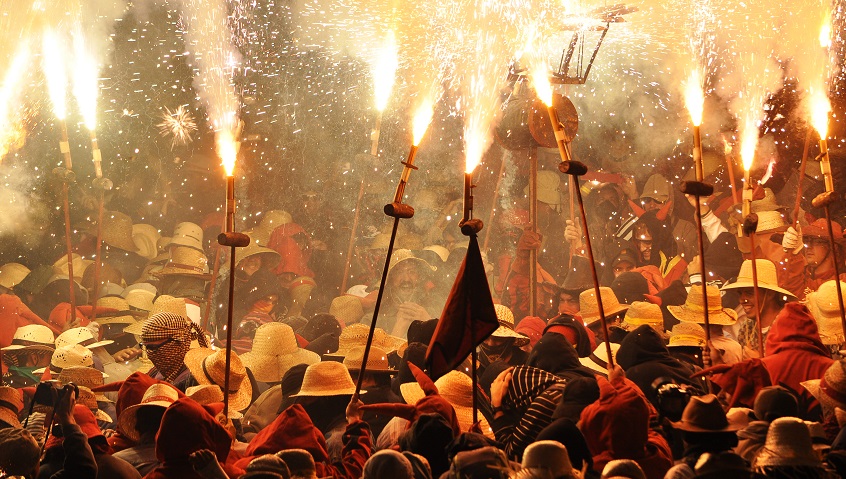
[460,169,483,424]
[558,161,614,367]
[354,143,422,398]
[742,215,765,357]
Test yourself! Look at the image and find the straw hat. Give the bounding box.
[388,249,436,275]
[721,259,795,300]
[77,386,113,423]
[343,346,396,374]
[668,322,707,348]
[329,296,364,325]
[95,295,142,325]
[801,359,846,417]
[522,171,562,206]
[55,327,113,350]
[132,224,161,260]
[125,289,155,312]
[184,348,253,411]
[0,387,22,428]
[118,383,180,442]
[101,211,139,252]
[0,263,30,290]
[234,238,281,270]
[579,342,621,375]
[155,245,212,278]
[749,188,784,214]
[668,285,738,326]
[327,323,406,358]
[423,245,450,263]
[1,325,55,352]
[579,287,629,325]
[805,280,846,345]
[803,218,844,241]
[623,301,664,329]
[752,211,788,234]
[753,417,820,468]
[123,318,148,337]
[257,210,292,236]
[491,304,529,346]
[150,295,188,318]
[240,323,320,383]
[186,384,242,419]
[401,370,490,434]
[169,222,204,251]
[671,394,743,432]
[56,367,108,399]
[52,254,93,283]
[521,440,580,479]
[35,344,94,374]
[292,361,358,397]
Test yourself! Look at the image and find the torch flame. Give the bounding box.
[41,29,68,120]
[810,87,830,140]
[372,31,399,112]
[683,69,705,127]
[71,30,100,130]
[740,117,758,172]
[531,65,553,107]
[412,93,437,146]
[217,128,238,177]
[820,13,832,49]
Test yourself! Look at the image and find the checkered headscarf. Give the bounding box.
[142,312,209,382]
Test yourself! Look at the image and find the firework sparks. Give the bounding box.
[41,29,68,120]
[157,105,198,148]
[412,88,439,146]
[71,29,100,130]
[683,69,704,127]
[372,30,399,113]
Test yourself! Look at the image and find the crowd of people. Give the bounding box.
[0,171,845,479]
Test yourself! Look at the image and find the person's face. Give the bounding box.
[635,229,654,262]
[238,255,263,277]
[804,237,830,268]
[613,260,635,277]
[641,197,666,212]
[390,261,421,301]
[738,288,757,319]
[558,292,580,315]
[483,336,508,348]
[22,350,51,368]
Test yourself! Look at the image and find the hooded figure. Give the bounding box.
[526,333,597,380]
[579,374,673,479]
[616,325,704,409]
[630,211,687,284]
[543,314,596,357]
[236,404,372,479]
[146,398,241,479]
[761,303,834,419]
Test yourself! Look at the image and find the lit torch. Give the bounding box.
[370,31,399,156]
[740,115,758,219]
[683,69,705,181]
[391,95,436,205]
[811,89,832,193]
[217,123,240,233]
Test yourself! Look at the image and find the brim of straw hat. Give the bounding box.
[668,335,706,348]
[186,387,244,419]
[801,379,846,414]
[667,305,738,326]
[400,381,492,436]
[105,236,140,253]
[721,280,795,300]
[579,356,610,375]
[84,339,115,350]
[152,266,212,279]
[184,349,253,411]
[291,383,361,397]
[0,407,21,428]
[93,408,112,423]
[240,348,320,383]
[622,316,664,327]
[581,304,629,325]
[118,402,173,443]
[95,313,140,326]
[1,344,55,352]
[122,319,147,336]
[753,445,821,468]
[490,325,530,346]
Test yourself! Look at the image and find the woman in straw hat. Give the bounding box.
[479,305,530,370]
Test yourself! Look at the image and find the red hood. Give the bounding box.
[236,404,329,470]
[580,375,650,459]
[155,397,231,463]
[268,223,314,278]
[765,303,830,357]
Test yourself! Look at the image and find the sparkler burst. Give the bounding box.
[683,69,704,127]
[71,29,100,130]
[41,29,69,120]
[412,88,439,146]
[156,105,199,148]
[372,30,399,112]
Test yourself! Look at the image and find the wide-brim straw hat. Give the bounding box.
[56,367,109,400]
[753,417,820,468]
[721,259,795,300]
[292,361,360,397]
[258,210,292,235]
[329,295,364,325]
[150,295,188,318]
[123,318,148,337]
[125,289,155,312]
[668,322,707,348]
[76,386,113,423]
[52,254,93,283]
[184,348,253,411]
[805,281,846,345]
[0,263,30,290]
[579,342,621,375]
[623,301,664,328]
[401,370,491,434]
[671,394,743,432]
[2,324,55,352]
[326,323,406,359]
[387,249,437,275]
[132,224,161,260]
[492,304,530,346]
[579,287,629,325]
[343,346,396,374]
[55,327,113,350]
[801,360,846,416]
[240,323,320,383]
[154,245,212,278]
[118,383,180,442]
[169,222,204,251]
[186,385,242,419]
[752,211,788,234]
[668,285,738,326]
[101,211,140,252]
[749,188,785,214]
[95,295,143,325]
[34,344,95,374]
[0,386,22,428]
[234,238,281,270]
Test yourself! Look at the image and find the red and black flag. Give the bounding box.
[426,234,499,380]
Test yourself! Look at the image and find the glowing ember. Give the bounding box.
[157,105,198,148]
[810,87,830,140]
[531,64,553,107]
[217,127,238,177]
[683,69,704,126]
[412,91,438,146]
[41,29,68,120]
[372,31,398,112]
[71,30,100,130]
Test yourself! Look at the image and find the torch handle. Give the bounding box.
[392,145,418,204]
[90,130,103,179]
[820,139,834,193]
[693,126,703,182]
[226,176,235,233]
[60,120,73,170]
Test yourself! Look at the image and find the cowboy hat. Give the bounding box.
[721,260,795,300]
[579,287,628,325]
[0,263,30,290]
[1,325,55,352]
[292,361,359,397]
[343,346,396,375]
[184,348,253,411]
[55,327,114,350]
[118,383,181,442]
[671,394,743,433]
[579,342,621,375]
[805,280,846,346]
[240,323,320,383]
[668,285,737,326]
[491,304,530,347]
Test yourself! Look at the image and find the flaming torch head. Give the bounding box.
[412,95,436,146]
[811,88,831,140]
[71,32,99,130]
[42,30,68,120]
[683,69,705,127]
[373,31,399,113]
[531,65,553,107]
[820,13,832,49]
[217,128,237,177]
[740,123,757,173]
